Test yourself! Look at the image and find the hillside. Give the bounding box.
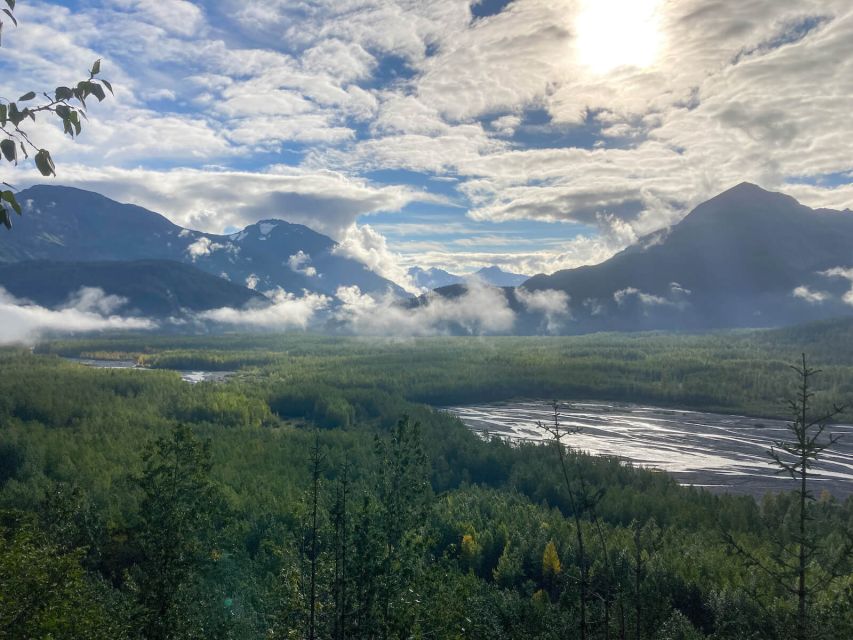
[517,183,853,331]
[0,260,268,317]
[0,185,406,298]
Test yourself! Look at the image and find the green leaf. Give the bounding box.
[34,149,55,177]
[0,205,10,230]
[91,59,101,75]
[70,111,82,136]
[17,91,35,102]
[7,103,23,126]
[0,104,6,126]
[55,86,73,101]
[2,8,16,27]
[0,138,16,163]
[90,83,106,102]
[102,79,114,95]
[1,190,21,215]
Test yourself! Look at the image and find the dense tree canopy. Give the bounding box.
[0,332,851,638]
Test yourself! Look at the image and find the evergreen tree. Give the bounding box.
[128,424,221,640]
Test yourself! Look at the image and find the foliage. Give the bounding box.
[0,337,851,638]
[0,0,112,229]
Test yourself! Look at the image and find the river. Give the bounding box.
[67,357,234,384]
[449,400,853,497]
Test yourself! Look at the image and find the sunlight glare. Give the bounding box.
[575,0,662,74]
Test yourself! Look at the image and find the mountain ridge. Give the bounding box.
[520,182,853,331]
[0,185,406,298]
[0,259,268,317]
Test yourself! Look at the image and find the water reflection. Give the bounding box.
[68,357,234,384]
[450,400,853,497]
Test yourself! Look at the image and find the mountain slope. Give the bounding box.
[0,260,268,317]
[408,266,462,290]
[0,185,406,297]
[408,265,529,290]
[473,266,528,287]
[522,182,853,330]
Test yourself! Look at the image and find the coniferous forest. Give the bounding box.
[3,0,853,638]
[2,325,852,639]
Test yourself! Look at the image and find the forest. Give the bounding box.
[2,321,852,639]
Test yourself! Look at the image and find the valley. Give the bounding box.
[3,2,852,637]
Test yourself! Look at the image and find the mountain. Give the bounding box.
[473,266,529,287]
[0,185,406,298]
[408,267,462,290]
[521,182,853,331]
[0,260,267,317]
[407,265,529,290]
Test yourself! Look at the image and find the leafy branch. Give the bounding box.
[0,0,113,229]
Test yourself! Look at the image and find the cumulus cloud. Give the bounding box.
[792,285,831,304]
[12,165,433,241]
[186,236,225,260]
[288,250,318,277]
[515,287,571,333]
[198,288,329,329]
[0,287,155,345]
[334,224,419,294]
[5,0,853,276]
[334,282,515,336]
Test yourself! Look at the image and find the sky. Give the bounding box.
[1,0,852,288]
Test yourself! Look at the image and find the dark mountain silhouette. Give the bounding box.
[428,183,853,333]
[520,182,853,331]
[0,185,406,298]
[0,260,267,317]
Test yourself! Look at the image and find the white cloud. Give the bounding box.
[0,287,154,345]
[11,165,433,239]
[334,282,515,336]
[288,250,318,277]
[334,224,419,293]
[515,287,571,333]
[792,285,830,304]
[4,0,853,275]
[613,287,684,309]
[198,288,329,329]
[186,236,225,260]
[820,266,853,305]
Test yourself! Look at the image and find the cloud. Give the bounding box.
[334,282,515,336]
[333,224,419,294]
[197,288,329,329]
[819,266,853,305]
[186,236,225,260]
[4,0,853,277]
[515,287,571,333]
[0,287,155,345]
[613,286,687,310]
[13,165,434,239]
[288,251,318,277]
[792,285,830,304]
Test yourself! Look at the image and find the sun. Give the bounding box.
[575,0,662,74]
